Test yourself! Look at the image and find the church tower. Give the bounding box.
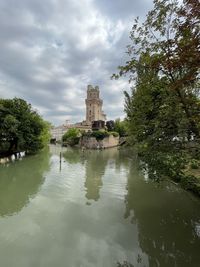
[85,85,106,125]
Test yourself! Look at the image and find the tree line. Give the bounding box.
[114,0,200,193]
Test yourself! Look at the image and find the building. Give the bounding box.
[50,85,107,141]
[50,120,73,141]
[85,85,106,125]
[50,125,68,141]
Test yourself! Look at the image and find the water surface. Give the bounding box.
[0,145,200,267]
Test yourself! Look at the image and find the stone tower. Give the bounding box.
[85,85,106,125]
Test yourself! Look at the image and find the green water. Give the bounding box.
[0,145,200,267]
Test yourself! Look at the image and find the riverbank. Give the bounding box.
[0,151,26,164]
[181,167,200,197]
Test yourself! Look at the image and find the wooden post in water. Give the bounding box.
[59,152,62,171]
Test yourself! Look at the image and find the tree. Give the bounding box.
[62,128,80,146]
[114,118,127,137]
[115,0,200,139]
[106,120,115,131]
[0,98,50,154]
[114,0,200,181]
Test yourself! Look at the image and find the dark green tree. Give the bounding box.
[115,0,200,138]
[114,0,200,182]
[106,120,115,131]
[0,98,50,155]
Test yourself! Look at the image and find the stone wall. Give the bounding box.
[80,135,119,149]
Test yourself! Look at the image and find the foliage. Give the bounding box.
[0,98,50,154]
[83,129,119,140]
[113,119,128,137]
[114,0,200,137]
[114,0,200,185]
[62,128,80,146]
[106,119,127,137]
[190,159,199,169]
[140,146,188,182]
[90,130,109,140]
[106,120,115,131]
[180,175,200,197]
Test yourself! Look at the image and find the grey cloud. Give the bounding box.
[93,0,153,20]
[0,0,153,125]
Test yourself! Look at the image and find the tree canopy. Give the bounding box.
[0,98,50,155]
[114,0,200,184]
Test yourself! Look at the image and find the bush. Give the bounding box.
[91,130,109,140]
[62,128,80,146]
[83,130,119,140]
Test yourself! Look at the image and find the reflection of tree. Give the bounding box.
[116,261,134,267]
[0,148,50,217]
[85,148,120,202]
[124,161,200,267]
[62,148,85,165]
[114,148,133,172]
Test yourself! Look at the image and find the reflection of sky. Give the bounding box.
[0,149,50,217]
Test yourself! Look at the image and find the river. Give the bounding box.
[0,145,200,267]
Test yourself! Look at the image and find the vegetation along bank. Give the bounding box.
[114,0,200,196]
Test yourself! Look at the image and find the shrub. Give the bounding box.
[91,130,109,140]
[62,128,80,146]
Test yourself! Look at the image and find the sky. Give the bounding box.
[0,0,153,126]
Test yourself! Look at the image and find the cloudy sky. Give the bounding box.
[0,0,153,125]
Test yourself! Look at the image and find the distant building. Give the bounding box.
[50,125,69,141]
[50,85,107,141]
[85,85,106,125]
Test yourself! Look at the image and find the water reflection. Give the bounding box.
[116,261,135,267]
[84,150,110,202]
[0,148,50,217]
[124,160,200,267]
[84,148,132,202]
[1,145,200,267]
